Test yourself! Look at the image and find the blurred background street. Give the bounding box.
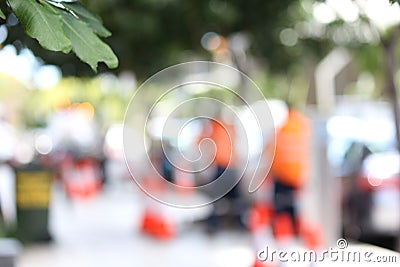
[1,0,400,267]
[14,183,400,267]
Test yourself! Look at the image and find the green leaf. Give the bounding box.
[61,2,111,37]
[8,0,72,53]
[0,8,5,20]
[60,11,118,71]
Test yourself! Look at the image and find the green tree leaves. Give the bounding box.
[7,0,118,71]
[61,11,118,70]
[62,2,111,37]
[9,0,72,52]
[0,8,5,20]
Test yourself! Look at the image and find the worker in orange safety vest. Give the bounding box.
[270,108,311,236]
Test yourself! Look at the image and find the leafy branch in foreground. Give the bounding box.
[0,8,5,20]
[0,0,118,71]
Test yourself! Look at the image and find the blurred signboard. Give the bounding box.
[14,165,52,243]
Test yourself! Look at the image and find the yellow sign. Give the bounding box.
[16,171,51,209]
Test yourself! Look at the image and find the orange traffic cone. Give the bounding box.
[140,207,176,240]
[252,258,268,267]
[273,213,296,267]
[64,159,101,200]
[141,208,155,233]
[140,174,176,240]
[248,203,276,267]
[248,203,271,233]
[300,219,325,267]
[252,252,277,267]
[273,213,295,242]
[299,219,324,250]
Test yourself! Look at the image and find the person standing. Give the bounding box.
[200,115,241,232]
[270,108,311,236]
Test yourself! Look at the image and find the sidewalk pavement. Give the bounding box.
[16,183,254,267]
[15,182,400,267]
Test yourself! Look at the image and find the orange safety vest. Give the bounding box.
[199,120,235,168]
[271,110,310,188]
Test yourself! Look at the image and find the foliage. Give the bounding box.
[0,0,398,78]
[0,0,118,71]
[3,0,301,78]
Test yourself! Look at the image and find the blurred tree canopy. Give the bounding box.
[3,0,311,79]
[302,0,400,96]
[1,0,398,80]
